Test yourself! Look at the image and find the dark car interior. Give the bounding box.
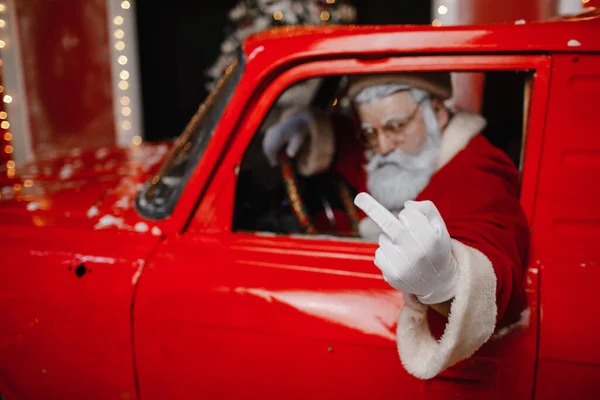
[232,71,530,237]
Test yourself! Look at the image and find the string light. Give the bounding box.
[320,11,331,21]
[132,135,142,145]
[326,0,336,4]
[438,5,448,15]
[0,1,15,169]
[24,179,33,187]
[110,0,141,147]
[432,19,442,26]
[273,11,283,21]
[115,5,130,141]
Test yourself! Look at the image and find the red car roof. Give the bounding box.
[242,8,600,63]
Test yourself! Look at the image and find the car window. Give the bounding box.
[136,48,245,220]
[232,75,355,238]
[231,70,531,240]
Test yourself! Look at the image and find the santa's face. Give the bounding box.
[355,90,445,211]
[356,90,428,156]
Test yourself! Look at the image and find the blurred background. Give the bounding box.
[0,0,596,168]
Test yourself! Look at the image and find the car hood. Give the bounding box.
[0,142,173,233]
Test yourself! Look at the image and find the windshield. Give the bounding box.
[136,50,244,220]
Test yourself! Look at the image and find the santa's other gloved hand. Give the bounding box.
[263,107,315,167]
[354,193,458,305]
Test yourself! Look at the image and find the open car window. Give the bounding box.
[232,75,355,238]
[136,48,245,220]
[232,70,531,239]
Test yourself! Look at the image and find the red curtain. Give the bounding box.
[14,0,116,158]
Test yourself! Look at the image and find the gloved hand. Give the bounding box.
[354,192,458,305]
[262,106,335,176]
[263,107,313,166]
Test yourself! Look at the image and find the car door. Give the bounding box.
[0,226,157,400]
[532,54,600,398]
[133,54,548,400]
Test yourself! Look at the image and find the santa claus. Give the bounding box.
[262,72,529,379]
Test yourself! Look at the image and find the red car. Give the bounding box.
[1,8,600,400]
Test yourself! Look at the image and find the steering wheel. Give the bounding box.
[278,152,360,236]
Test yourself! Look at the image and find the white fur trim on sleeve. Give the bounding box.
[395,239,497,379]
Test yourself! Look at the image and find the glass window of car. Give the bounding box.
[136,49,245,220]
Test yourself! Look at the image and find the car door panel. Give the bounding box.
[134,55,548,399]
[0,227,157,400]
[134,231,541,399]
[133,232,418,399]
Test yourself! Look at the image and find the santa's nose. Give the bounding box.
[377,131,396,155]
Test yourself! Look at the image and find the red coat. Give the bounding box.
[328,111,529,378]
[419,133,529,332]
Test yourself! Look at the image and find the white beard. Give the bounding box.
[358,134,441,241]
[365,131,441,214]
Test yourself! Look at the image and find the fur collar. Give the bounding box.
[436,111,487,171]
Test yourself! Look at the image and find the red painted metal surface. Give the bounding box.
[0,228,158,400]
[532,53,600,394]
[535,359,600,399]
[135,52,548,399]
[240,7,600,78]
[135,231,539,399]
[2,9,600,399]
[0,141,172,232]
[0,141,171,399]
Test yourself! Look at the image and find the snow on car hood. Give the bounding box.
[0,142,173,232]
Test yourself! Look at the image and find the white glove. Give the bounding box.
[262,106,336,177]
[354,192,458,305]
[263,107,314,167]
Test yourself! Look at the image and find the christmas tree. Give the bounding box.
[206,0,357,91]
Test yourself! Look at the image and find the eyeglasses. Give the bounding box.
[357,99,424,150]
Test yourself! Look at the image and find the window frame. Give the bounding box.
[135,51,245,221]
[188,54,551,241]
